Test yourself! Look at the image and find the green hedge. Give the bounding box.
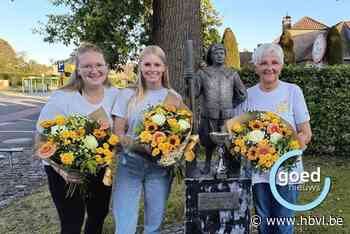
[238,65,350,157]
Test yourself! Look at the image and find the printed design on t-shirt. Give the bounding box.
[276,99,289,113]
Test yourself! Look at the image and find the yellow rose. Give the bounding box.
[60,152,74,165]
[55,115,65,126]
[152,148,160,157]
[108,134,119,145]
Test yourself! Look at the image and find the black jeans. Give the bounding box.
[45,165,111,234]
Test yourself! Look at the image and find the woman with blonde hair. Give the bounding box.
[111,45,181,234]
[36,42,120,234]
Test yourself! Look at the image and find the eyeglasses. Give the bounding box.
[79,64,107,72]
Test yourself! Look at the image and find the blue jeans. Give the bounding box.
[253,183,299,234]
[112,152,171,234]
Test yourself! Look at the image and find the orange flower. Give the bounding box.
[93,129,107,139]
[38,142,57,159]
[152,131,167,145]
[267,123,281,134]
[257,144,275,156]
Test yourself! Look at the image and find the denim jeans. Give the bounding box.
[253,183,299,234]
[112,152,171,234]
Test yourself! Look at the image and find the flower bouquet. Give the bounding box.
[37,107,119,196]
[226,111,301,172]
[131,103,198,181]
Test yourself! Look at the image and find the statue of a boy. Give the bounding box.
[195,43,247,174]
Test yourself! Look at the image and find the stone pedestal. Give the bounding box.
[185,177,251,234]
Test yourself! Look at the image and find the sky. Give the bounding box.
[0,0,349,65]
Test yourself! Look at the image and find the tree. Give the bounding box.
[152,0,202,97]
[35,0,148,67]
[222,28,240,69]
[35,0,221,95]
[326,26,343,65]
[278,30,295,65]
[201,0,222,49]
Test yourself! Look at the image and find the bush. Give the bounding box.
[238,65,350,157]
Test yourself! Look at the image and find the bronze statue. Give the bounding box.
[195,43,247,174]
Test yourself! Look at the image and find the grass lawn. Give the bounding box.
[0,155,349,234]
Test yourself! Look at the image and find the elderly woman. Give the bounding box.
[239,43,312,234]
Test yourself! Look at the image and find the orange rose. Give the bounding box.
[152,131,167,145]
[38,142,57,159]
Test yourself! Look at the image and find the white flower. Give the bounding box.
[178,119,191,131]
[50,125,67,135]
[151,114,166,126]
[83,135,98,151]
[270,132,283,144]
[247,130,265,143]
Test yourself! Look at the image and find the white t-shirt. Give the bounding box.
[37,86,120,165]
[236,81,310,185]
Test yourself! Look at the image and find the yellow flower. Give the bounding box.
[108,134,119,145]
[96,147,104,154]
[289,140,300,149]
[178,109,192,118]
[158,142,171,155]
[103,149,113,157]
[139,131,153,143]
[93,129,107,139]
[60,130,71,139]
[249,120,264,130]
[77,128,86,137]
[234,146,240,153]
[185,150,195,162]
[152,148,160,157]
[104,154,113,165]
[247,147,258,160]
[234,138,245,147]
[40,120,55,128]
[168,135,181,146]
[145,121,158,132]
[95,155,104,164]
[60,152,74,165]
[55,115,65,125]
[281,127,292,137]
[63,139,71,145]
[103,143,110,149]
[231,122,244,133]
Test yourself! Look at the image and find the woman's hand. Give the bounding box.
[296,121,312,150]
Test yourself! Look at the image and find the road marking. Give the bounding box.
[0,131,35,133]
[2,138,33,144]
[0,122,13,127]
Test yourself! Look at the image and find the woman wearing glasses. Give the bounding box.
[36,43,119,234]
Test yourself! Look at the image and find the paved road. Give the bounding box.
[0,92,48,149]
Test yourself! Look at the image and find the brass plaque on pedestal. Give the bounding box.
[198,192,239,211]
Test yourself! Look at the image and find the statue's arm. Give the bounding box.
[194,70,203,98]
[232,72,248,107]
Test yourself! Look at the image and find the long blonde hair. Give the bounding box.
[60,42,111,91]
[134,45,171,101]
